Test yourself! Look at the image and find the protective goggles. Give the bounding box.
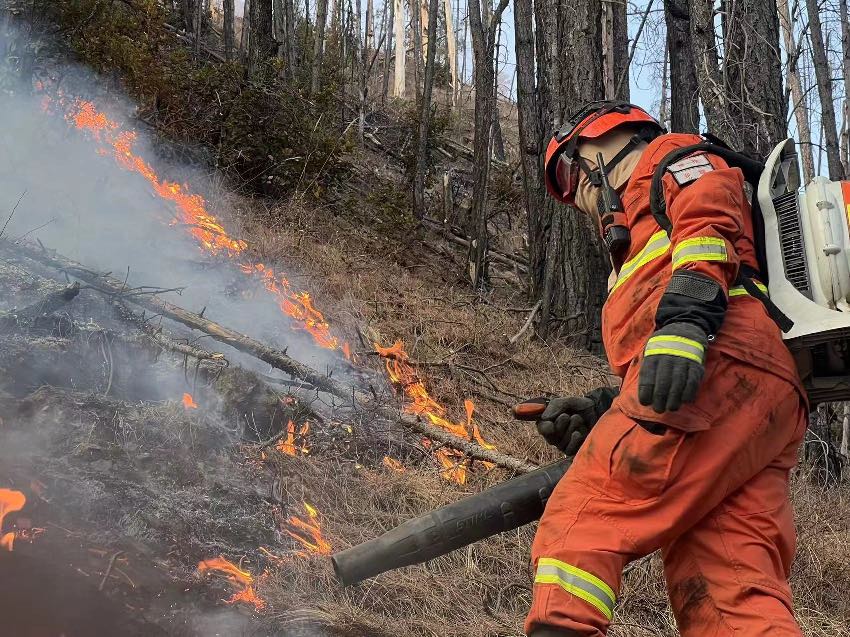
[553,151,598,204]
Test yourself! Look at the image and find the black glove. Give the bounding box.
[536,387,618,455]
[638,322,707,413]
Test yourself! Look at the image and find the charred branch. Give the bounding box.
[2,238,534,472]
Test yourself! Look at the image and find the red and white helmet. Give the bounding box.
[544,101,664,205]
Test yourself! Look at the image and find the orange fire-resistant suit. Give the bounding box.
[525,134,808,637]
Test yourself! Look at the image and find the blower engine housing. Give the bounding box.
[760,139,850,403]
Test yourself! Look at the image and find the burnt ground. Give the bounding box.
[0,253,351,637]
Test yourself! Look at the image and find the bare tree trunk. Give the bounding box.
[393,0,405,96]
[366,0,374,52]
[779,0,815,183]
[411,0,424,101]
[193,0,203,58]
[611,0,630,101]
[223,0,235,60]
[420,0,429,62]
[690,0,732,139]
[601,0,615,99]
[514,0,545,298]
[413,0,441,218]
[461,1,468,87]
[839,0,850,178]
[660,40,670,127]
[665,0,699,132]
[246,0,274,78]
[311,0,330,94]
[240,0,250,61]
[382,0,394,101]
[524,0,609,348]
[445,0,458,105]
[467,0,510,288]
[806,0,842,178]
[691,0,786,156]
[283,0,296,70]
[355,0,365,142]
[843,401,850,458]
[492,17,506,161]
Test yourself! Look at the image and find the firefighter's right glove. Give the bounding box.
[638,322,707,413]
[536,387,617,455]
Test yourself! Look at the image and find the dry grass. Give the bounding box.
[215,184,849,636]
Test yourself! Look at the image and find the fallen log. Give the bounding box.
[1,238,537,473]
[1,238,347,398]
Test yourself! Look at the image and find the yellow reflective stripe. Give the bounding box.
[644,347,704,363]
[672,237,728,270]
[535,558,616,620]
[646,335,705,352]
[611,230,671,293]
[644,335,705,363]
[729,282,768,297]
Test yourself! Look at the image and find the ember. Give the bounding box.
[284,502,332,555]
[0,488,26,551]
[276,420,310,456]
[197,556,266,611]
[182,392,198,409]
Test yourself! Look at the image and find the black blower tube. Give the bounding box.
[331,457,572,586]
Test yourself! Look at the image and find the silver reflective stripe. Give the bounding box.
[612,230,671,293]
[535,560,616,620]
[671,237,728,269]
[644,335,705,364]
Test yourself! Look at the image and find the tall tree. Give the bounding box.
[223,0,235,61]
[310,0,331,94]
[413,0,441,218]
[611,0,630,100]
[393,0,405,97]
[725,0,787,156]
[806,0,842,178]
[664,0,699,132]
[382,0,394,101]
[838,0,850,177]
[467,0,510,288]
[778,0,815,183]
[246,0,274,78]
[410,0,424,99]
[514,0,609,347]
[444,0,458,104]
[691,0,786,157]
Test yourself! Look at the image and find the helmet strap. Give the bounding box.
[578,125,661,187]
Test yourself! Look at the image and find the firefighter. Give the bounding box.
[526,101,808,637]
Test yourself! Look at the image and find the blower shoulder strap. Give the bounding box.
[649,139,794,333]
[649,141,765,234]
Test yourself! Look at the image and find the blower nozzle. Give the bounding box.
[331,458,571,586]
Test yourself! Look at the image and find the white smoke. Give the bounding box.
[0,66,349,381]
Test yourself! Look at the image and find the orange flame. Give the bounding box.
[373,341,495,483]
[276,421,310,456]
[198,556,266,611]
[182,392,198,409]
[0,489,26,551]
[56,97,350,357]
[50,95,495,483]
[382,456,405,473]
[284,502,331,555]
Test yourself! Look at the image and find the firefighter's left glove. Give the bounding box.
[638,322,707,413]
